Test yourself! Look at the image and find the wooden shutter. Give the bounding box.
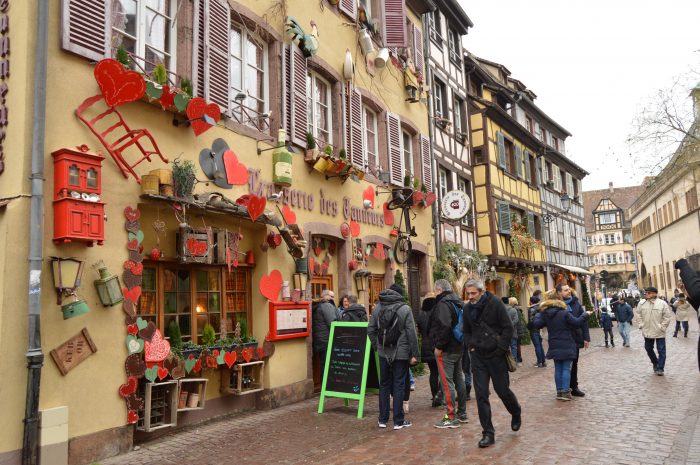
[383,0,407,48]
[283,45,308,148]
[527,212,535,236]
[193,0,206,96]
[61,0,110,61]
[204,0,231,114]
[515,145,523,178]
[524,151,531,183]
[553,166,561,191]
[413,24,424,75]
[339,0,357,19]
[350,89,364,167]
[420,135,432,191]
[497,201,511,234]
[387,112,403,186]
[497,132,506,169]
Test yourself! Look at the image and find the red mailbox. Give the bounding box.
[52,146,105,245]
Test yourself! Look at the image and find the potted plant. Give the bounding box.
[179,340,204,360]
[305,132,319,162]
[412,178,424,207]
[173,158,197,199]
[322,144,339,174]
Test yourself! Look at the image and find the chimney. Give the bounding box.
[608,181,614,194]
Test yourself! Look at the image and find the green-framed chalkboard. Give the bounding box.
[317,322,380,418]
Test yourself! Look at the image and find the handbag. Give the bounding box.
[505,351,518,372]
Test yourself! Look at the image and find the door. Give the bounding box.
[310,275,333,391]
[368,274,385,315]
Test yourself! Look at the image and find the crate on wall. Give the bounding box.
[177,378,208,412]
[137,380,178,433]
[176,226,214,264]
[220,361,265,395]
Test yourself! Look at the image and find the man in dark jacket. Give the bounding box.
[557,283,589,397]
[463,279,521,448]
[675,258,700,371]
[340,295,368,322]
[615,295,634,347]
[528,296,546,367]
[367,287,419,430]
[417,293,443,407]
[312,289,337,383]
[429,279,468,428]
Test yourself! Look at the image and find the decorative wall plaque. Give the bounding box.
[50,328,98,376]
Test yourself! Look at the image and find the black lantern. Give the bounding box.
[354,270,370,293]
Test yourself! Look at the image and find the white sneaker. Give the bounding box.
[378,421,387,428]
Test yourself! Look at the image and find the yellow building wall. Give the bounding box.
[0,0,433,455]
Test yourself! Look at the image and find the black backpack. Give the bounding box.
[377,307,402,347]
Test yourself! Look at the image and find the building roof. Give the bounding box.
[582,182,646,231]
[434,0,473,34]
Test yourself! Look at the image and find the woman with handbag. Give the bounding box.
[533,289,591,400]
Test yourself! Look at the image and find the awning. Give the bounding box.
[553,263,593,275]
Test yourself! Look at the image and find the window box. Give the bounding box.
[220,360,265,395]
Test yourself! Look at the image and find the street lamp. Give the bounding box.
[354,270,370,293]
[542,193,572,224]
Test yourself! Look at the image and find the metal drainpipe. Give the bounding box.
[22,0,49,463]
[422,14,440,259]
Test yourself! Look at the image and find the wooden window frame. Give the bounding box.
[229,23,269,128]
[362,105,379,170]
[307,71,333,147]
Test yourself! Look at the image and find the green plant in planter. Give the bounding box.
[323,144,333,157]
[421,182,428,193]
[403,174,412,187]
[201,323,216,346]
[306,132,316,150]
[339,148,347,160]
[167,319,182,350]
[413,177,421,191]
[172,159,197,199]
[152,63,168,86]
[179,77,193,97]
[116,46,131,68]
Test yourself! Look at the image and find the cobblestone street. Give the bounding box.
[101,323,700,465]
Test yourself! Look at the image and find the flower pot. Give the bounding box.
[313,157,328,172]
[412,191,424,208]
[424,192,437,207]
[305,148,319,162]
[187,392,200,408]
[324,158,340,174]
[178,390,189,409]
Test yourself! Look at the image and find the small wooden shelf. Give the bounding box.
[137,380,178,432]
[177,378,208,412]
[220,361,264,395]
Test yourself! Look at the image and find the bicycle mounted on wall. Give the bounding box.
[376,186,417,264]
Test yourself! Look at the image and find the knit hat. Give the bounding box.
[389,283,405,295]
[529,296,540,305]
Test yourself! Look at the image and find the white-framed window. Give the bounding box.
[598,213,616,225]
[402,131,413,178]
[360,0,372,11]
[606,254,616,265]
[307,71,332,147]
[230,24,268,125]
[447,29,460,64]
[604,233,615,245]
[111,0,177,72]
[438,168,449,199]
[362,106,378,170]
[434,79,446,118]
[586,236,592,246]
[457,178,473,227]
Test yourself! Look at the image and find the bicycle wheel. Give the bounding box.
[394,235,412,264]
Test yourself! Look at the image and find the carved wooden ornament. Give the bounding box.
[50,328,97,376]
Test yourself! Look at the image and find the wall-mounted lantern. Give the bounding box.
[50,257,89,319]
[354,269,371,293]
[93,260,124,307]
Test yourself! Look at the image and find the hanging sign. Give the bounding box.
[440,190,471,220]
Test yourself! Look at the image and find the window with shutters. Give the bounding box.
[457,178,473,227]
[429,10,443,46]
[229,24,268,129]
[606,254,616,265]
[307,71,332,147]
[111,0,177,73]
[565,173,574,197]
[447,29,461,65]
[434,79,447,118]
[497,201,511,234]
[686,186,698,212]
[454,97,466,142]
[362,106,378,170]
[402,131,414,179]
[438,168,449,199]
[540,127,547,143]
[552,136,560,152]
[528,153,537,184]
[504,139,516,175]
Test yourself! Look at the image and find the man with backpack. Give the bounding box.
[429,279,468,429]
[340,295,368,322]
[367,284,419,430]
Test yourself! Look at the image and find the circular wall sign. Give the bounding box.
[440,190,471,220]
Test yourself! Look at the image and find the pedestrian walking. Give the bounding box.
[339,294,368,322]
[533,290,591,400]
[511,298,526,365]
[417,292,444,407]
[672,294,692,337]
[614,295,634,347]
[503,297,520,362]
[555,283,590,397]
[636,286,673,376]
[312,290,337,383]
[675,258,700,371]
[600,307,614,347]
[527,295,547,367]
[429,279,468,428]
[463,279,521,448]
[388,283,415,414]
[367,285,419,430]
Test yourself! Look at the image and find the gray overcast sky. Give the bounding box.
[457,0,700,190]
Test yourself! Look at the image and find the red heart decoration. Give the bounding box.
[193,359,202,373]
[119,376,138,397]
[186,238,208,256]
[123,260,136,271]
[350,221,361,237]
[131,262,143,276]
[127,410,139,425]
[362,186,375,208]
[383,202,395,226]
[94,59,146,107]
[144,329,171,363]
[258,347,265,360]
[186,97,221,136]
[123,286,141,304]
[157,367,169,380]
[124,206,141,223]
[241,347,254,363]
[149,248,162,261]
[127,239,139,251]
[159,85,176,109]
[224,351,237,368]
[247,194,266,222]
[309,257,314,274]
[282,204,297,225]
[425,192,437,207]
[223,149,248,185]
[206,355,218,368]
[259,269,282,301]
[127,324,138,335]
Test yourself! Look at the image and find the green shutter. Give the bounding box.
[524,151,531,183]
[535,156,542,186]
[515,145,523,178]
[497,201,511,234]
[497,132,506,169]
[527,212,535,236]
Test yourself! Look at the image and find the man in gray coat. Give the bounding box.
[312,289,337,383]
[367,286,419,430]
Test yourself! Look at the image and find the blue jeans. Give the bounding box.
[554,359,573,392]
[619,321,631,345]
[378,357,408,425]
[531,331,546,365]
[510,338,518,360]
[644,337,666,370]
[436,351,467,420]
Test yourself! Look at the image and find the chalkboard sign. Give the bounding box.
[317,322,379,418]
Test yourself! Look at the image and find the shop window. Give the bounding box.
[230,23,268,130]
[307,71,333,148]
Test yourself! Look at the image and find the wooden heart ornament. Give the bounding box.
[222,149,248,185]
[362,186,375,208]
[259,270,282,301]
[241,347,254,363]
[247,194,266,222]
[224,351,237,368]
[186,238,208,256]
[383,202,395,226]
[125,353,146,378]
[124,206,141,222]
[127,410,139,425]
[282,204,297,225]
[186,97,221,136]
[144,330,171,363]
[94,59,146,107]
[119,376,138,398]
[350,220,361,238]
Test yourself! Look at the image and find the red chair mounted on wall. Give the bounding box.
[75,94,169,183]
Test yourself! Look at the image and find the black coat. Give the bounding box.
[417,297,436,361]
[566,295,590,348]
[428,291,464,354]
[463,291,513,358]
[533,299,589,361]
[341,303,368,322]
[676,259,700,311]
